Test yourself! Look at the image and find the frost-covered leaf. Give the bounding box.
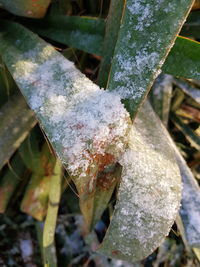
[0,21,131,227]
[0,94,36,170]
[99,101,181,261]
[0,0,51,18]
[0,20,130,176]
[24,14,200,82]
[163,37,200,81]
[168,139,200,248]
[149,73,173,127]
[24,15,105,56]
[150,74,200,249]
[177,153,200,248]
[88,0,126,228]
[106,0,194,118]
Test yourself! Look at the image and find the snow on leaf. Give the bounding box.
[107,0,194,118]
[99,101,181,262]
[0,21,131,181]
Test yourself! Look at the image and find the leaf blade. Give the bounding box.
[0,94,36,170]
[163,37,200,80]
[98,101,182,261]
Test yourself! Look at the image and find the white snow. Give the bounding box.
[12,44,131,178]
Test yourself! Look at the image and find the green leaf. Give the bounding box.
[0,0,51,18]
[0,94,36,170]
[163,37,200,80]
[0,57,18,108]
[97,0,125,88]
[149,73,173,127]
[106,0,194,118]
[24,15,200,82]
[24,15,105,56]
[99,101,182,261]
[0,153,25,213]
[19,130,41,171]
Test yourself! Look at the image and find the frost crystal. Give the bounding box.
[11,44,131,178]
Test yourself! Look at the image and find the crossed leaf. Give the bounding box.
[0,20,183,262]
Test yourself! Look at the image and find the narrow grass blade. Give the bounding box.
[171,88,185,112]
[149,73,173,127]
[0,94,36,170]
[0,0,51,18]
[193,248,200,262]
[0,153,25,213]
[43,159,62,267]
[174,144,200,247]
[106,0,195,118]
[97,0,125,88]
[171,113,200,150]
[176,104,200,123]
[173,78,200,104]
[24,16,105,56]
[99,101,181,261]
[163,37,200,80]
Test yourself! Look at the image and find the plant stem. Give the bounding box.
[43,160,63,267]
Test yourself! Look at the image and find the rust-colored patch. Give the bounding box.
[97,172,116,191]
[111,250,121,256]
